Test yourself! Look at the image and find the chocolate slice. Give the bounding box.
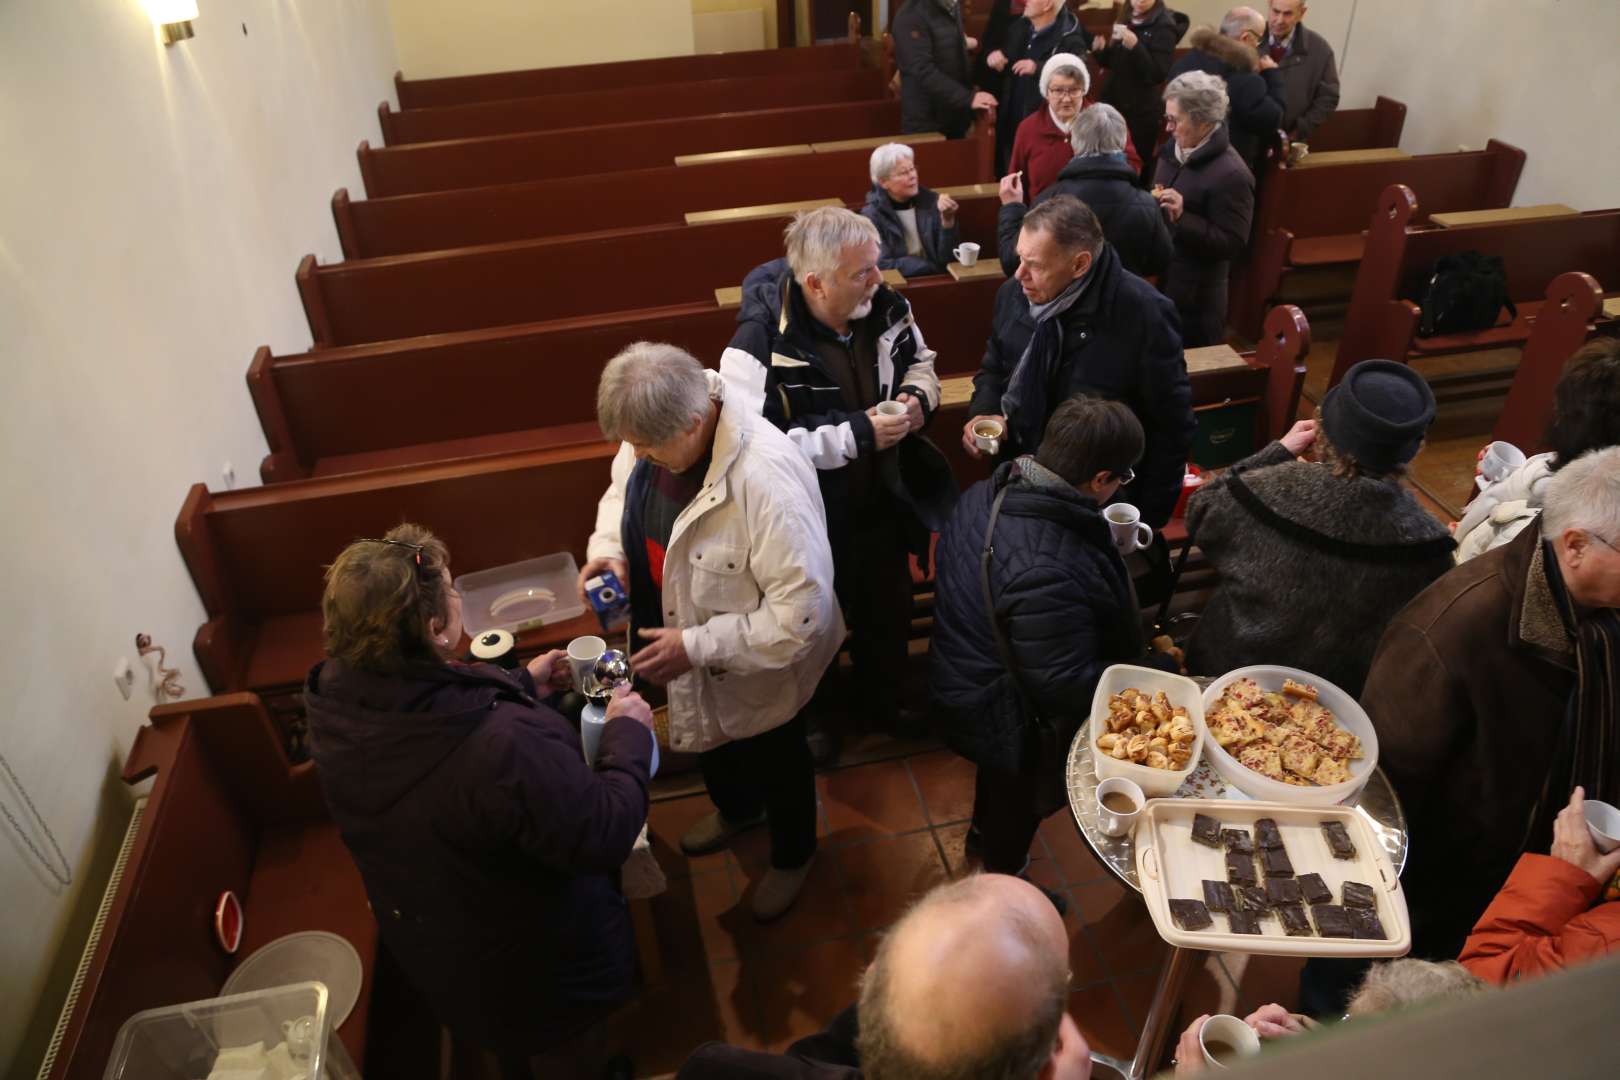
[1254,818,1285,850]
[1191,814,1224,848]
[1225,850,1258,887]
[1349,908,1387,940]
[1276,904,1313,936]
[1203,880,1237,914]
[1236,885,1271,913]
[1341,881,1377,909]
[1227,909,1262,935]
[1320,820,1357,859]
[1222,829,1254,855]
[1170,898,1214,931]
[1266,878,1303,906]
[1311,903,1354,938]
[1261,846,1296,879]
[1298,872,1334,905]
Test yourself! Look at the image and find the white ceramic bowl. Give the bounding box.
[1089,664,1206,798]
[1199,665,1379,806]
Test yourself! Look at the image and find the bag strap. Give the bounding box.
[979,478,1048,723]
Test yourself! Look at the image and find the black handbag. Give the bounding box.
[1415,250,1518,336]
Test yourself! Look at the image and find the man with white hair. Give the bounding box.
[1259,0,1339,141]
[580,343,844,921]
[859,143,960,277]
[1166,7,1287,170]
[1362,445,1620,967]
[724,207,946,743]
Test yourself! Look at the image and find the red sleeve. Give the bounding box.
[1459,853,1620,984]
[1010,121,1033,182]
[1123,128,1143,173]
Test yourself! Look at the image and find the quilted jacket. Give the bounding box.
[1460,853,1620,984]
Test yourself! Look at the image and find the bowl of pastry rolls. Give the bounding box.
[1089,665,1207,798]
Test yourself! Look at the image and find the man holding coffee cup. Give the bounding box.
[723,207,946,738]
[962,195,1194,531]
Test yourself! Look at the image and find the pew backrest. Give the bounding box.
[1305,96,1407,153]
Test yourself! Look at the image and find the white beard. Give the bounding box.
[850,297,875,321]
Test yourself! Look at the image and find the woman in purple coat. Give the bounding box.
[304,524,658,1076]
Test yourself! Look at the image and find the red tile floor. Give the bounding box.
[624,747,1304,1076]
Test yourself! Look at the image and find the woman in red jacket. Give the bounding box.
[1460,787,1620,984]
[1008,53,1141,200]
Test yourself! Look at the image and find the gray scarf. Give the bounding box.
[1000,272,1092,453]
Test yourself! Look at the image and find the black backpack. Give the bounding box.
[1415,251,1517,336]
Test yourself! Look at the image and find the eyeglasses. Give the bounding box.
[1594,532,1620,555]
[1047,86,1084,99]
[1111,466,1136,486]
[358,536,424,568]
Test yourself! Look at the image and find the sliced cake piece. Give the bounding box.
[1261,846,1296,879]
[1226,850,1258,887]
[1341,881,1377,909]
[1349,907,1387,940]
[1236,885,1271,914]
[1191,813,1224,848]
[1320,820,1357,859]
[1253,818,1285,850]
[1203,880,1237,914]
[1222,828,1254,855]
[1276,904,1314,936]
[1227,909,1263,935]
[1298,873,1334,905]
[1169,898,1214,931]
[1310,903,1354,938]
[1266,878,1303,906]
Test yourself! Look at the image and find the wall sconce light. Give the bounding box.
[146,0,199,45]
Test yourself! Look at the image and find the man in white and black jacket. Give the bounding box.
[723,208,943,737]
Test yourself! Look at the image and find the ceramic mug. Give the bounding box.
[1105,503,1153,554]
[875,400,908,417]
[1199,1014,1261,1069]
[1477,440,1527,489]
[1095,777,1145,837]
[566,635,607,694]
[1585,799,1620,854]
[953,242,981,267]
[971,417,1004,456]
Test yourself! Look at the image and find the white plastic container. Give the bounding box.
[1089,664,1206,798]
[1199,665,1379,806]
[104,981,360,1080]
[455,552,584,635]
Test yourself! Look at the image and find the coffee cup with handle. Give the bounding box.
[1095,777,1145,837]
[971,417,1004,456]
[1104,503,1153,554]
[1199,1014,1261,1069]
[1477,440,1526,489]
[1585,799,1620,854]
[953,242,981,267]
[566,635,607,695]
[875,400,908,418]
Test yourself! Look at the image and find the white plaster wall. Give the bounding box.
[0,1,396,1072]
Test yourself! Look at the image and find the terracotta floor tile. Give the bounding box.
[1069,879,1168,979]
[647,793,726,879]
[1112,951,1233,1047]
[724,854,858,954]
[906,749,976,826]
[1040,812,1113,887]
[1025,854,1068,894]
[934,822,980,878]
[1068,981,1139,1064]
[624,958,757,1076]
[834,832,949,933]
[744,936,867,1052]
[818,759,928,840]
[1059,890,1109,988]
[645,869,743,971]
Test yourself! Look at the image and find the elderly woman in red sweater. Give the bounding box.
[1460,787,1620,983]
[1008,52,1141,199]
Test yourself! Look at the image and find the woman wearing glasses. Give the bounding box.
[303,525,657,1077]
[1005,54,1143,201]
[991,0,1090,174]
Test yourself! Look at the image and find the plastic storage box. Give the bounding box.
[103,981,359,1080]
[455,552,585,635]
[1088,664,1206,798]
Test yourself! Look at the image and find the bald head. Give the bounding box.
[857,875,1089,1080]
[1220,6,1265,39]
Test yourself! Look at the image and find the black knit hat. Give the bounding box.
[1321,360,1436,474]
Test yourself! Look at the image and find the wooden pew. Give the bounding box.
[1232,139,1525,338]
[394,43,863,109]
[334,137,993,258]
[253,274,1009,483]
[380,68,888,145]
[1329,184,1620,387]
[300,196,1003,346]
[44,695,377,1079]
[358,100,907,196]
[1305,96,1407,152]
[1493,271,1610,450]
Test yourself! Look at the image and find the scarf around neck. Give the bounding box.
[1001,271,1091,452]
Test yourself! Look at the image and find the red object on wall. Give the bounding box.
[215,891,243,954]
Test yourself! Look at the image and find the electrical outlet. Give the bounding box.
[113,658,135,701]
[222,461,236,489]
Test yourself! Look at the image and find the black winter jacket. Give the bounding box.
[929,462,1142,796]
[860,183,960,277]
[894,0,977,137]
[968,242,1194,528]
[1152,123,1254,347]
[1166,28,1286,172]
[994,7,1091,172]
[304,659,653,1055]
[1095,2,1189,171]
[997,154,1173,278]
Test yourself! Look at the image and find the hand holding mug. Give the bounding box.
[1117,26,1138,49]
[895,392,926,433]
[986,49,1008,71]
[963,414,1005,458]
[1552,787,1620,882]
[1105,503,1153,554]
[525,648,571,692]
[869,405,911,450]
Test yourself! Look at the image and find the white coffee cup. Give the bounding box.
[1199,1014,1261,1069]
[1585,799,1620,854]
[953,242,981,267]
[971,417,1004,456]
[1112,22,1127,41]
[1095,777,1145,837]
[875,400,908,417]
[566,635,607,694]
[1104,503,1153,554]
[1477,440,1527,488]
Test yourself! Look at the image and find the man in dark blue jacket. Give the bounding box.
[963,195,1195,529]
[894,0,998,137]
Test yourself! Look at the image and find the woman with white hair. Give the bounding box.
[990,0,1090,173]
[1152,69,1255,346]
[997,101,1170,278]
[1004,53,1144,201]
[858,142,961,277]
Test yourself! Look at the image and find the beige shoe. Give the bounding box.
[751,856,816,922]
[679,810,766,856]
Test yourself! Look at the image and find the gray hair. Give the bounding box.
[1071,103,1128,156]
[1347,960,1490,1018]
[1022,194,1104,257]
[595,341,711,444]
[1541,446,1620,541]
[784,206,881,283]
[1164,69,1230,127]
[869,142,916,184]
[1220,6,1264,38]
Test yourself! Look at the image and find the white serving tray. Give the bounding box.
[1135,798,1411,957]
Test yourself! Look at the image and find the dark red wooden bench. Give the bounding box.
[1493,272,1614,451]
[334,137,992,258]
[254,273,1008,482]
[358,99,908,196]
[1232,139,1525,338]
[1305,96,1407,152]
[44,695,376,1079]
[380,67,888,145]
[394,42,862,109]
[1330,185,1620,387]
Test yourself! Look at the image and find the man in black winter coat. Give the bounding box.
[963,195,1194,529]
[894,0,997,137]
[996,103,1172,279]
[1167,10,1287,172]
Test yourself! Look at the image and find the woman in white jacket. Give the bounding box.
[1456,338,1620,562]
[579,342,845,922]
